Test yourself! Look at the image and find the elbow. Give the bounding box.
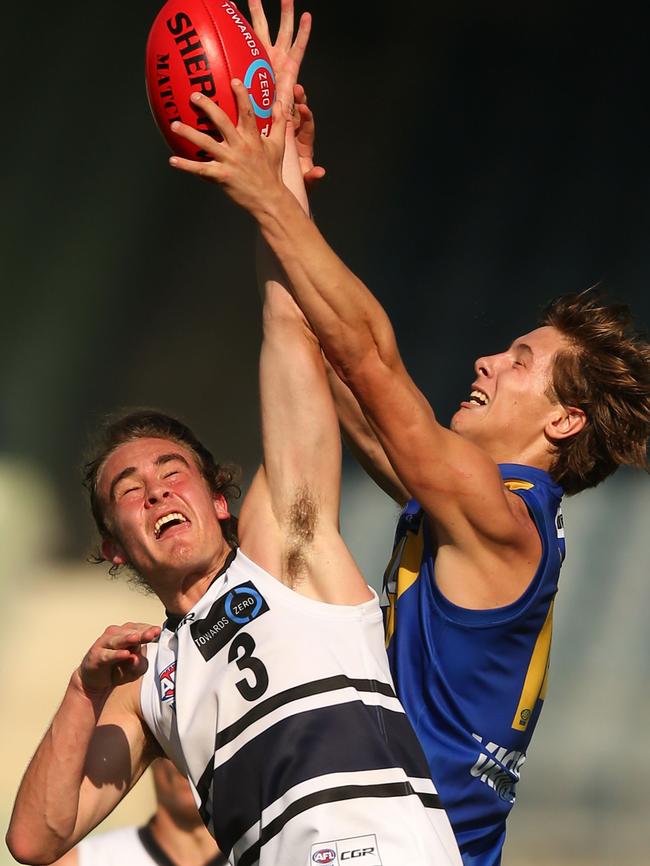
[325,305,400,380]
[332,343,397,397]
[6,827,63,865]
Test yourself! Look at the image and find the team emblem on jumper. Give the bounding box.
[159,661,176,708]
[190,580,270,661]
[311,835,382,865]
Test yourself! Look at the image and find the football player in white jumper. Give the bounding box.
[6,4,461,866]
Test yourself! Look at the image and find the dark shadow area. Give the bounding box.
[1,1,648,558]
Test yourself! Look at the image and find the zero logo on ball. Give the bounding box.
[244,59,275,118]
[145,0,276,160]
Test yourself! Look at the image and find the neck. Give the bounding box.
[482,439,554,474]
[151,545,234,615]
[149,808,220,866]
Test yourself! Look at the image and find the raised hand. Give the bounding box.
[170,84,289,212]
[78,622,161,692]
[247,0,311,114]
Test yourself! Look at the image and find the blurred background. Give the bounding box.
[2,1,649,864]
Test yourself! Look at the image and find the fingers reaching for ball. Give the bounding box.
[248,0,311,113]
[170,83,277,166]
[170,80,289,216]
[247,0,273,48]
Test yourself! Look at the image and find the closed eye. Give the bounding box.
[120,485,141,497]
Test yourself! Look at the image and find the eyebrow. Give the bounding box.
[109,452,191,501]
[513,342,534,360]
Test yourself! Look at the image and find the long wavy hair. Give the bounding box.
[541,288,650,494]
[83,409,241,582]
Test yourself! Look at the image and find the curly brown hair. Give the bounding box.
[83,409,241,579]
[541,288,650,495]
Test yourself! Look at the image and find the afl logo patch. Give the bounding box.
[159,661,176,707]
[311,835,382,866]
[313,851,336,864]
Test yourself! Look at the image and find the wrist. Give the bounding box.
[69,668,112,710]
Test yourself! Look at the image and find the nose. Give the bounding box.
[144,482,171,507]
[474,354,493,378]
[474,349,509,378]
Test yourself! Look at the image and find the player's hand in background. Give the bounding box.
[247,1,324,187]
[293,83,325,189]
[248,0,311,117]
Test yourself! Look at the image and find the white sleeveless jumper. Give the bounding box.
[141,548,461,866]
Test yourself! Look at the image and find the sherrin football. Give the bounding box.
[145,0,276,160]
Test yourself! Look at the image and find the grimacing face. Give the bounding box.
[96,437,230,583]
[450,326,573,462]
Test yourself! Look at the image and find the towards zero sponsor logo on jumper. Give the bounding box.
[190,581,270,661]
[311,835,382,866]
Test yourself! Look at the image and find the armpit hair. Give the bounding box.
[284,486,318,587]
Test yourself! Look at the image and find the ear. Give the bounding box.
[101,537,128,566]
[213,493,231,520]
[545,405,587,442]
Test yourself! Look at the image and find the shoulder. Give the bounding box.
[500,465,564,535]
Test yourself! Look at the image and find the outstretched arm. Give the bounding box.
[285,89,404,503]
[172,0,370,603]
[168,85,540,605]
[7,623,161,865]
[246,2,370,602]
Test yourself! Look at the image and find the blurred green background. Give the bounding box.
[1,2,649,864]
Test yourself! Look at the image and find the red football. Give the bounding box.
[145,0,276,160]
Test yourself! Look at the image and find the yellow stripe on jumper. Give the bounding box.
[504,479,534,491]
[385,521,424,647]
[511,600,554,731]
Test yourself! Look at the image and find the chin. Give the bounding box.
[450,411,485,448]
[154,543,199,573]
[450,409,472,437]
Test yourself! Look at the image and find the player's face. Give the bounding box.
[451,326,569,460]
[97,437,230,585]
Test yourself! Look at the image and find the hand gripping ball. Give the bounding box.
[145,0,276,159]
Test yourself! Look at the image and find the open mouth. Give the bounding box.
[468,388,489,407]
[154,512,189,539]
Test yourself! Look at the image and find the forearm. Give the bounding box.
[256,131,313,345]
[7,672,109,864]
[326,360,409,505]
[252,183,400,383]
[282,125,309,215]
